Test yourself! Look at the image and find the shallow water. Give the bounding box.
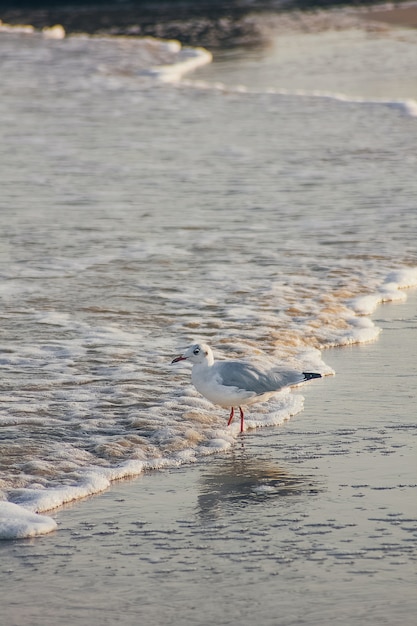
[0,23,417,528]
[1,291,416,626]
[198,26,417,100]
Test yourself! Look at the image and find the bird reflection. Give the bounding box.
[197,446,319,522]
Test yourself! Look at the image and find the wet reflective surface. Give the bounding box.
[1,293,416,625]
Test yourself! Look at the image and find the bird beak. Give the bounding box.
[171,354,187,364]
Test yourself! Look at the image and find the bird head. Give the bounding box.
[171,343,213,365]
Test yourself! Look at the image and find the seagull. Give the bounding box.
[171,343,321,433]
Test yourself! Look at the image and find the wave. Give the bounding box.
[1,269,416,540]
[2,18,414,117]
[0,20,212,83]
[179,76,417,118]
[142,43,213,82]
[1,18,416,540]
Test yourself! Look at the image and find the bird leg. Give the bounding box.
[227,407,234,426]
[239,406,244,433]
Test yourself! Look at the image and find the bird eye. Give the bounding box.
[193,347,200,355]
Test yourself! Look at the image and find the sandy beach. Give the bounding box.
[1,289,416,625]
[2,2,417,48]
[361,3,417,28]
[0,1,416,623]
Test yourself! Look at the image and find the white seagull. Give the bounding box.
[171,343,321,433]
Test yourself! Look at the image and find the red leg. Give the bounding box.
[227,407,234,426]
[239,407,244,433]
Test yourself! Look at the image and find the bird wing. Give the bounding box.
[215,361,306,396]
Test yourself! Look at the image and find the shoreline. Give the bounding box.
[360,2,417,27]
[1,2,417,49]
[1,288,416,625]
[1,7,416,620]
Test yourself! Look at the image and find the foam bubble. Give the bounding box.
[143,45,212,82]
[42,25,65,40]
[384,267,417,289]
[344,316,381,344]
[0,501,57,540]
[9,462,145,516]
[352,269,417,315]
[0,20,34,34]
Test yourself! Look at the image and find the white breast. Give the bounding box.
[191,364,255,408]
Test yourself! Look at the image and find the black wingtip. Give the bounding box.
[303,372,322,381]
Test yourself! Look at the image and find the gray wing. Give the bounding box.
[216,361,306,396]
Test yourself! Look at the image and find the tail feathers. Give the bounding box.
[303,372,322,381]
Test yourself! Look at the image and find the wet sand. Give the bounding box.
[361,3,417,28]
[1,289,416,626]
[2,2,417,49]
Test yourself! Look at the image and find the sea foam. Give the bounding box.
[1,23,416,539]
[351,268,417,315]
[144,46,213,82]
[181,78,417,119]
[0,502,57,539]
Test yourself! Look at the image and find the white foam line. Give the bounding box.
[180,78,417,118]
[1,390,306,539]
[0,502,57,540]
[143,46,213,83]
[351,267,417,316]
[3,266,415,539]
[0,21,35,34]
